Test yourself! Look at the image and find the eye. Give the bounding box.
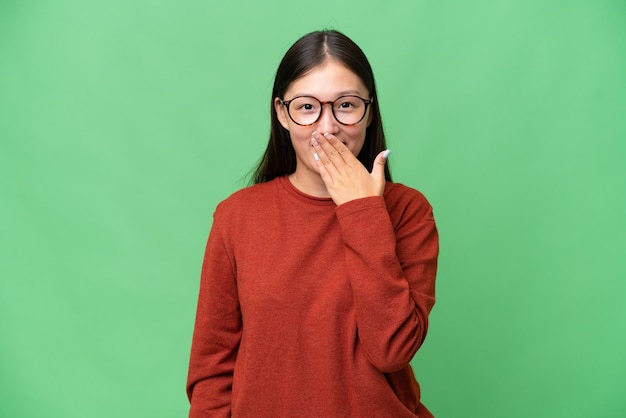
[295,103,316,112]
[291,97,319,113]
[335,97,362,112]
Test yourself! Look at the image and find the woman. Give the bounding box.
[187,30,439,417]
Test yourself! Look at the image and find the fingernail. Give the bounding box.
[323,132,331,138]
[314,153,320,161]
[311,136,319,147]
[383,149,391,158]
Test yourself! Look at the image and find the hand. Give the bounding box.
[311,131,390,206]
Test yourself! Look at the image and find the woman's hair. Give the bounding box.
[250,29,391,184]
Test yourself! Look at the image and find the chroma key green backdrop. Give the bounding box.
[1,1,625,417]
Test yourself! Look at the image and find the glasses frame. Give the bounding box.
[279,95,373,127]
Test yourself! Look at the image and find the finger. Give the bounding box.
[371,149,391,184]
[311,132,341,177]
[319,132,353,166]
[312,149,333,185]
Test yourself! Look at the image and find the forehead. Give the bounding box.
[285,60,368,98]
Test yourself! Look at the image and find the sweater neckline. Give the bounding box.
[277,176,336,206]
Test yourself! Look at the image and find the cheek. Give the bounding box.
[347,127,368,153]
[347,125,367,142]
[289,129,315,153]
[291,126,315,142]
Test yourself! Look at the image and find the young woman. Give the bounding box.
[187,30,439,417]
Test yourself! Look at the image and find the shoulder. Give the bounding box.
[213,179,280,222]
[219,180,277,206]
[383,182,435,222]
[215,179,278,212]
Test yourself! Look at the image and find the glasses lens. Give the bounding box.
[333,96,366,125]
[288,97,321,125]
[286,96,368,126]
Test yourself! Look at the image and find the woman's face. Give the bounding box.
[275,60,372,175]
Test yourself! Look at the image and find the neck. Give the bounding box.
[288,167,331,198]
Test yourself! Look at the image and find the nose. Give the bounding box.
[316,103,339,134]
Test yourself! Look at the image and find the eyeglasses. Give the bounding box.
[279,95,373,126]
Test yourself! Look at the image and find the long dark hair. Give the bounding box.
[251,30,391,184]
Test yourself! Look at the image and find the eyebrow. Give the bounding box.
[290,90,365,98]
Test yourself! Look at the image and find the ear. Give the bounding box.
[275,98,290,131]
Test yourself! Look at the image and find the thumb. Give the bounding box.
[371,149,391,182]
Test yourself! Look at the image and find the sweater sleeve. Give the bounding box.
[335,191,438,373]
[186,206,241,417]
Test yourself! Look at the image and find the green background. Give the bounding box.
[1,0,625,416]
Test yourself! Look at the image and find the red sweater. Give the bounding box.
[187,176,439,417]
